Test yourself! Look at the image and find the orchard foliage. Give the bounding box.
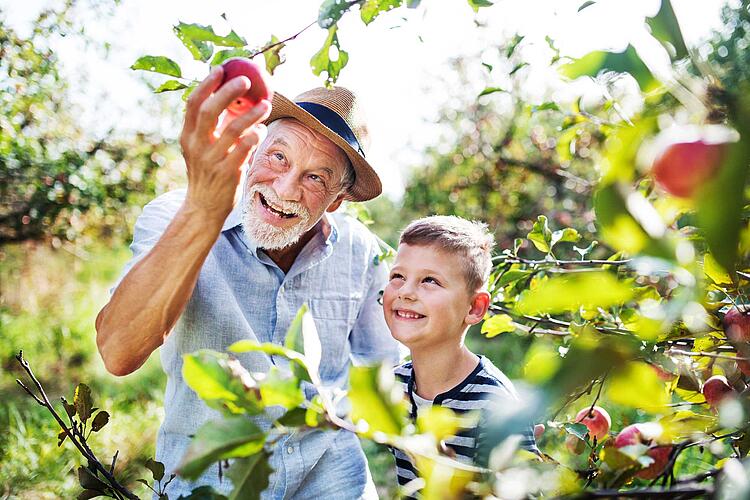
[12,0,750,499]
[0,1,175,245]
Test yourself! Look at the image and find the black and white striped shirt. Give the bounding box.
[392,356,539,495]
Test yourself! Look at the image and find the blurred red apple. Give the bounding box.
[614,423,671,479]
[637,446,673,480]
[220,58,273,115]
[702,374,736,408]
[724,306,750,343]
[648,125,736,198]
[737,358,750,377]
[534,423,545,440]
[574,406,611,441]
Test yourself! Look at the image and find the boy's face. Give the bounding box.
[383,243,486,350]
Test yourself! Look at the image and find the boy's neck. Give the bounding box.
[410,344,480,401]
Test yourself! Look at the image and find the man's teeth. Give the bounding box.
[261,194,296,218]
[397,310,424,319]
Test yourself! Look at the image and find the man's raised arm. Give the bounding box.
[95,67,271,376]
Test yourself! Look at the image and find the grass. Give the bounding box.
[0,241,403,499]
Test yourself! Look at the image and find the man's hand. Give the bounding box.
[180,67,272,224]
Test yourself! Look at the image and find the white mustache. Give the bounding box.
[250,184,309,218]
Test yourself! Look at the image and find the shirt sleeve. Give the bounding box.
[110,189,186,293]
[348,237,406,367]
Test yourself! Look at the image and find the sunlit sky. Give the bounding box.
[3,0,729,197]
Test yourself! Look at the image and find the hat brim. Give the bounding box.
[264,92,382,202]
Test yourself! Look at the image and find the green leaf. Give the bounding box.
[704,252,733,285]
[564,422,589,440]
[154,80,188,93]
[182,82,199,102]
[533,102,560,112]
[318,0,353,29]
[77,466,108,491]
[226,450,273,500]
[261,36,285,75]
[577,0,596,11]
[210,49,254,67]
[497,268,532,288]
[310,26,349,86]
[481,314,515,338]
[182,351,263,415]
[559,45,658,92]
[178,416,266,480]
[90,411,109,432]
[57,429,67,447]
[360,0,402,25]
[646,0,688,60]
[467,0,493,12]
[74,384,93,423]
[522,342,561,384]
[478,87,505,98]
[177,485,228,499]
[175,22,247,47]
[281,304,314,383]
[259,368,304,409]
[173,25,213,62]
[349,364,408,437]
[516,271,635,316]
[551,227,581,249]
[606,361,668,409]
[527,215,552,253]
[277,407,307,427]
[505,34,525,58]
[131,56,182,78]
[145,458,165,481]
[696,137,750,273]
[61,396,76,418]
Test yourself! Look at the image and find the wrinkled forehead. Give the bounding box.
[264,118,348,167]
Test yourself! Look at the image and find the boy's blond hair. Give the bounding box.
[399,215,495,292]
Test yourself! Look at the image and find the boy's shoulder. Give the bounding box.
[468,356,520,401]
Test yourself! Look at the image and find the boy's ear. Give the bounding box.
[466,291,491,325]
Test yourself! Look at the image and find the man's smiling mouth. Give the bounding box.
[258,192,298,219]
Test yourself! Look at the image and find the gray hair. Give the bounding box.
[399,215,495,292]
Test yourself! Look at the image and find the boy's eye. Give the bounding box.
[423,276,440,285]
[390,273,405,281]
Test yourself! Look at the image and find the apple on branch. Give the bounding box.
[645,124,737,198]
[574,405,611,441]
[702,374,736,408]
[614,423,672,480]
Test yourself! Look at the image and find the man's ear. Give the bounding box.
[466,291,491,325]
[326,193,347,213]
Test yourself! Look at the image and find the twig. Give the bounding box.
[493,255,631,266]
[14,351,139,500]
[572,484,711,498]
[489,305,632,336]
[665,348,749,361]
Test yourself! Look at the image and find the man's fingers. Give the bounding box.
[211,100,272,159]
[183,66,224,134]
[225,124,268,168]
[194,76,252,139]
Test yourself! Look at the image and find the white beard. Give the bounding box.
[241,183,312,250]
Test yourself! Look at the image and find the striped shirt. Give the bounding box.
[392,356,539,495]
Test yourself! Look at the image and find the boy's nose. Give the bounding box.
[398,283,417,301]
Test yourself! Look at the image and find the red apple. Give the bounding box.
[534,423,545,440]
[649,125,736,198]
[724,306,750,343]
[220,58,273,114]
[614,423,671,479]
[737,359,750,377]
[651,364,677,382]
[574,406,611,441]
[637,446,673,480]
[565,434,586,455]
[702,374,736,408]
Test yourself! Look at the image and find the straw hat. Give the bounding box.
[264,87,382,202]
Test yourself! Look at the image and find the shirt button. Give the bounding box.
[287,446,294,454]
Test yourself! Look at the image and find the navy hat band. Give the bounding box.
[296,101,365,158]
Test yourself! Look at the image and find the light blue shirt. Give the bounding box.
[116,188,401,498]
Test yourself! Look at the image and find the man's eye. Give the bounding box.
[273,152,285,161]
[309,174,324,183]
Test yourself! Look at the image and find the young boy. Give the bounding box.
[383,215,538,492]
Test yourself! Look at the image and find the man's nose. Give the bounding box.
[272,170,302,202]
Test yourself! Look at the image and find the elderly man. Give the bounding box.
[95,68,400,498]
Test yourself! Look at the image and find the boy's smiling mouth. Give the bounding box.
[394,309,426,320]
